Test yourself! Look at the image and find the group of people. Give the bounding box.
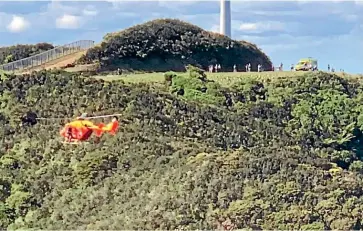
[327,64,344,73]
[208,64,221,73]
[207,62,344,73]
[208,63,266,73]
[242,63,264,72]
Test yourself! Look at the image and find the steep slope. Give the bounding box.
[0,43,54,64]
[21,50,88,74]
[1,69,363,230]
[78,19,272,72]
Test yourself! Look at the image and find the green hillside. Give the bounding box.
[77,19,272,72]
[1,67,363,229]
[0,43,54,64]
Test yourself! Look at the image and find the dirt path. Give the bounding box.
[21,50,87,74]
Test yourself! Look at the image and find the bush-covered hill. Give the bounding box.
[0,43,54,65]
[77,19,272,72]
[2,68,363,230]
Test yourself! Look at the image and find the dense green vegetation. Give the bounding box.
[2,67,363,230]
[78,19,272,72]
[0,43,54,65]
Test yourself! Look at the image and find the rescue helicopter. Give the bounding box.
[59,113,119,144]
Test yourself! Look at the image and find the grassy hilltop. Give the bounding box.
[77,19,272,72]
[1,66,363,229]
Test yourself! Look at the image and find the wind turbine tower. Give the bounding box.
[219,0,231,38]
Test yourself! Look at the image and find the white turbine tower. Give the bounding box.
[219,0,231,38]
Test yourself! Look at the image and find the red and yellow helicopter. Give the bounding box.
[59,113,119,144]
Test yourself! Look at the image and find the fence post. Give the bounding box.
[0,40,94,72]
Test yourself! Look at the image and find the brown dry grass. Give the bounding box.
[20,50,87,74]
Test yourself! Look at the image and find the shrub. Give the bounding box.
[0,43,54,64]
[163,71,177,84]
[78,19,272,72]
[2,70,363,230]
